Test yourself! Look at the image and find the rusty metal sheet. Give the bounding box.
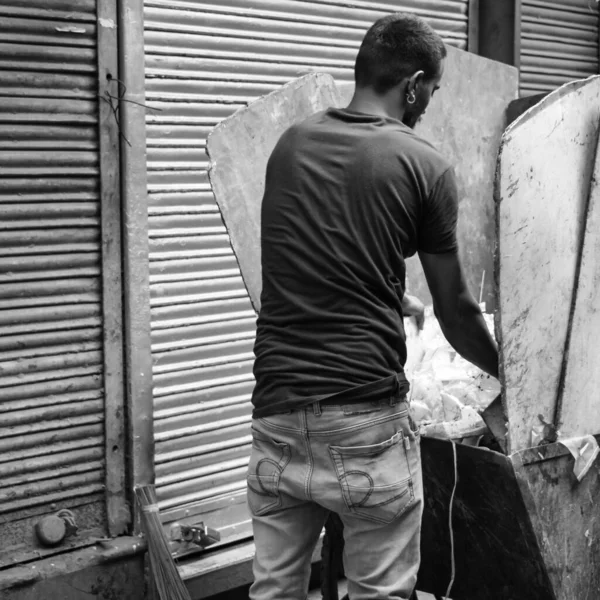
[496,76,600,452]
[557,135,600,438]
[0,0,117,565]
[520,1,599,96]
[206,72,342,311]
[415,438,554,599]
[325,436,600,599]
[512,442,600,599]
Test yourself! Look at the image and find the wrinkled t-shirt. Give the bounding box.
[251,107,458,418]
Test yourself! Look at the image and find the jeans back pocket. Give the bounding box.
[329,430,415,524]
[247,427,291,517]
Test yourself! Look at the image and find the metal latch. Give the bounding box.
[170,522,221,550]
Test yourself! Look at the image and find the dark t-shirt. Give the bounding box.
[251,107,458,417]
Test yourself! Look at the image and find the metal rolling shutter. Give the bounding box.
[144,0,469,535]
[0,0,113,564]
[520,0,599,96]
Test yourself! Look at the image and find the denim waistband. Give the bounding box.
[312,394,407,416]
[311,372,409,409]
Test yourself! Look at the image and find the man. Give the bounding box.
[247,13,498,600]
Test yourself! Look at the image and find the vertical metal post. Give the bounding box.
[97,0,129,537]
[468,0,480,55]
[117,0,154,529]
[477,0,519,67]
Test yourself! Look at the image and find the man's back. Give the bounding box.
[252,107,457,417]
[247,17,497,600]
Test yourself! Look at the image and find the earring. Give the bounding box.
[406,90,416,105]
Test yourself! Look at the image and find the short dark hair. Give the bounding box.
[354,13,447,93]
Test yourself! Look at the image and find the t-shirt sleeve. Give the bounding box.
[418,167,459,254]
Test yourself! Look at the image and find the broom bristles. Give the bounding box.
[135,485,192,600]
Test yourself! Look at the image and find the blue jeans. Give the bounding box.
[247,396,423,600]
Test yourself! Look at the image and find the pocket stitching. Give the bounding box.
[343,469,374,506]
[329,432,415,524]
[247,435,291,516]
[247,473,279,498]
[343,472,412,509]
[329,430,402,456]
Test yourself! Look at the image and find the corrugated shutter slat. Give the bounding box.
[520,1,599,96]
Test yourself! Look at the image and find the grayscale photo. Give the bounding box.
[1,2,599,599]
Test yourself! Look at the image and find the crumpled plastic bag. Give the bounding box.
[405,305,500,438]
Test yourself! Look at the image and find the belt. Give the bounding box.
[313,373,409,407]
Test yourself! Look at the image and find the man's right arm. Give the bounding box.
[419,250,499,378]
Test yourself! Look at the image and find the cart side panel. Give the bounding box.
[418,437,554,600]
[512,443,600,600]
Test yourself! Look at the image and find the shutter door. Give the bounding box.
[0,0,118,564]
[520,0,599,96]
[144,0,469,538]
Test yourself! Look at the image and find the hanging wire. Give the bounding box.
[444,441,459,600]
[98,73,161,147]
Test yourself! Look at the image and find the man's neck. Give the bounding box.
[346,87,404,122]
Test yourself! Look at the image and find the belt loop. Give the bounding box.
[313,401,322,416]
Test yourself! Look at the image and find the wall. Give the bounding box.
[339,45,519,310]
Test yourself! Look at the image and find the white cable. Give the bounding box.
[444,441,458,599]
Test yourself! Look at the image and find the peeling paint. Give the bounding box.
[98,18,116,29]
[55,26,86,34]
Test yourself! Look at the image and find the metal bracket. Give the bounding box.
[170,522,221,550]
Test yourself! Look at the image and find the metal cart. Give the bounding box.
[321,435,600,600]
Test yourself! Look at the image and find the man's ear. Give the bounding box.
[407,70,426,95]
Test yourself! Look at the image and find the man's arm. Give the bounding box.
[419,250,499,378]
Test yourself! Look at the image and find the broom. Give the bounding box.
[135,485,192,600]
